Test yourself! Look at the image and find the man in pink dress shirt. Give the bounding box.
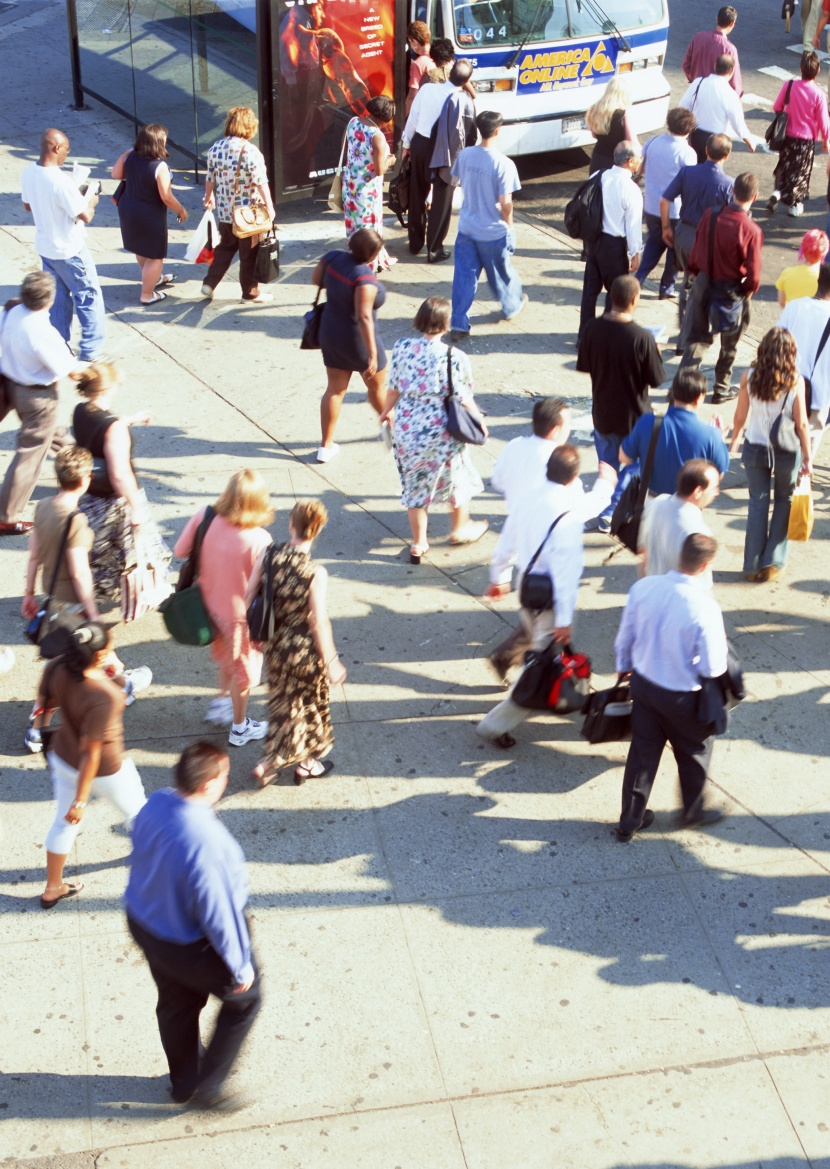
[682,6,743,97]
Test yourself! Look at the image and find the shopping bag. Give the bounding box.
[185,210,217,264]
[788,476,814,541]
[255,228,280,284]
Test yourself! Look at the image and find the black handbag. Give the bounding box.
[519,512,568,611]
[765,80,792,152]
[580,682,633,744]
[111,180,126,206]
[610,415,663,554]
[512,641,563,710]
[444,347,486,445]
[388,156,411,228]
[24,511,87,659]
[769,389,800,454]
[255,228,280,284]
[301,262,327,350]
[246,543,278,642]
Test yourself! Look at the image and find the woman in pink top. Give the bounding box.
[174,470,272,746]
[768,51,830,217]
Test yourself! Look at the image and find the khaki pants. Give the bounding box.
[478,610,558,739]
[0,379,58,522]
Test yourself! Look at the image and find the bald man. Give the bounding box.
[20,129,105,360]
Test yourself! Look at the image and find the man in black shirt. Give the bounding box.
[577,274,665,531]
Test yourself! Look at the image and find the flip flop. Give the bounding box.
[140,290,167,305]
[155,274,178,289]
[40,881,84,909]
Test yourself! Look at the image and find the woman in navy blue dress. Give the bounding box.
[112,124,189,305]
[311,228,387,463]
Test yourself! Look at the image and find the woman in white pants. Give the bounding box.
[37,621,146,908]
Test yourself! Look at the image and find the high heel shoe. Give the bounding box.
[409,543,429,564]
[294,759,335,785]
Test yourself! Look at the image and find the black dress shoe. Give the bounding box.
[0,520,33,536]
[679,807,725,830]
[615,809,655,843]
[428,248,452,264]
[712,386,739,404]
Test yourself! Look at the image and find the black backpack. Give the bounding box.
[564,172,603,244]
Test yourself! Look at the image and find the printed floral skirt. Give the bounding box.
[79,492,171,604]
[774,136,815,205]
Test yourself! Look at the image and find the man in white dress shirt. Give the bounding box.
[579,141,643,342]
[401,70,455,255]
[639,458,719,581]
[680,55,757,163]
[486,397,571,680]
[778,263,830,457]
[477,445,616,744]
[614,533,728,841]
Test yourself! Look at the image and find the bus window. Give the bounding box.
[565,0,663,37]
[431,0,444,39]
[453,0,556,48]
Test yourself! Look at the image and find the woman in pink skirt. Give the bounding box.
[174,470,273,746]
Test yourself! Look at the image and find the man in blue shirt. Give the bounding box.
[614,532,728,841]
[449,110,527,340]
[636,108,698,300]
[660,134,734,333]
[125,740,261,1110]
[619,369,729,496]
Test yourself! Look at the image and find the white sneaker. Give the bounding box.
[25,727,43,754]
[787,202,804,217]
[229,717,268,747]
[123,666,153,707]
[205,696,234,726]
[316,443,340,464]
[200,283,214,299]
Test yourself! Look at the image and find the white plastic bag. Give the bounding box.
[185,210,218,264]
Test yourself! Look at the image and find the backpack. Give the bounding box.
[564,172,604,244]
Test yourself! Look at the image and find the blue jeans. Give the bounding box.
[637,212,677,293]
[741,440,799,572]
[41,244,106,360]
[593,430,637,523]
[451,231,523,332]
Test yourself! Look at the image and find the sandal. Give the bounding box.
[409,543,429,565]
[140,290,167,305]
[294,759,335,785]
[40,881,84,909]
[155,274,178,289]
[448,520,489,546]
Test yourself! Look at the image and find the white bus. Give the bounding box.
[417,0,671,156]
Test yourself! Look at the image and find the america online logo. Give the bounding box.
[517,40,616,92]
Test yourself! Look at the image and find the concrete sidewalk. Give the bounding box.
[2,4,830,1166]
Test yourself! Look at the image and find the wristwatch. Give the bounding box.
[71,800,87,809]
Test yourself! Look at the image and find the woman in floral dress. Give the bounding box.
[379,297,488,563]
[342,95,397,272]
[246,500,347,787]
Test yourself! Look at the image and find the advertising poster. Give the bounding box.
[277,0,395,193]
[516,38,617,95]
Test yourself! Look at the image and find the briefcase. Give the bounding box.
[580,683,632,744]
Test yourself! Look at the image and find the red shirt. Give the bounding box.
[688,205,763,294]
[682,30,742,96]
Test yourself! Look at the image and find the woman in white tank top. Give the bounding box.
[728,327,811,581]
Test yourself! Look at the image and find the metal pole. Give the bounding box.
[256,0,276,202]
[65,0,88,110]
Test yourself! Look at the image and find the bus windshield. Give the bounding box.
[452,0,664,48]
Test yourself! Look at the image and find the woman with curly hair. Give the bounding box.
[341,95,397,272]
[728,327,812,581]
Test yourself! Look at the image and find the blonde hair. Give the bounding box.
[586,77,632,137]
[76,361,121,400]
[224,106,258,140]
[290,499,328,541]
[214,470,274,529]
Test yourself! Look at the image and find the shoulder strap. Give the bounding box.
[525,511,569,577]
[691,78,703,112]
[811,316,830,375]
[230,143,247,214]
[636,415,664,511]
[783,79,794,108]
[46,510,80,599]
[446,345,454,399]
[336,126,349,172]
[191,505,215,581]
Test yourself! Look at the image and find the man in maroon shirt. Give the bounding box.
[682,6,743,97]
[676,172,762,403]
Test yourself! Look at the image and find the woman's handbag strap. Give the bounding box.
[191,505,215,582]
[45,511,80,600]
[230,144,247,216]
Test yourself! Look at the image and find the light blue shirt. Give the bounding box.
[615,570,727,691]
[641,132,697,218]
[452,145,521,242]
[125,789,254,985]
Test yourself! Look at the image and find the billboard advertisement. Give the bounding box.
[276,0,396,194]
[515,38,617,95]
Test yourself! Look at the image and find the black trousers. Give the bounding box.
[128,916,262,1102]
[427,174,454,254]
[408,132,435,253]
[579,232,629,339]
[690,127,713,165]
[618,672,715,834]
[204,221,262,298]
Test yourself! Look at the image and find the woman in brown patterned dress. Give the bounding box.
[245,500,347,786]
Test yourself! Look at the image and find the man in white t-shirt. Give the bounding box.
[0,272,86,535]
[639,459,720,588]
[20,129,105,361]
[449,110,527,340]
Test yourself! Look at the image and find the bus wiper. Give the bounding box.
[506,0,551,69]
[576,0,631,51]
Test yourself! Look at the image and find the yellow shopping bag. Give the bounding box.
[788,476,814,542]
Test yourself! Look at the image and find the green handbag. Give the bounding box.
[159,507,215,646]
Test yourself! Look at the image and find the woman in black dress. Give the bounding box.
[310,228,387,464]
[112,124,189,305]
[586,77,636,173]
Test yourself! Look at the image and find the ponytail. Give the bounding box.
[62,621,110,680]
